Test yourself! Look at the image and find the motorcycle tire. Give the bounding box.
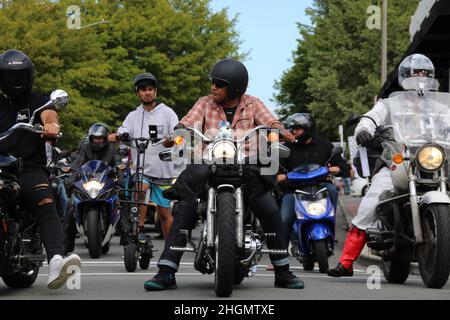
[86,208,102,259]
[214,191,236,297]
[124,243,138,272]
[63,213,77,254]
[139,253,151,270]
[2,266,40,289]
[102,242,110,254]
[382,256,410,284]
[302,259,315,271]
[314,239,329,273]
[417,204,450,288]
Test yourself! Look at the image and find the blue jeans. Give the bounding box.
[56,179,69,217]
[280,182,338,246]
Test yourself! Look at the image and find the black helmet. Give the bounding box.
[88,123,109,152]
[133,72,158,92]
[285,113,316,143]
[209,59,248,100]
[0,49,34,99]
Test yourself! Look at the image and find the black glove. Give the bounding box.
[356,130,372,147]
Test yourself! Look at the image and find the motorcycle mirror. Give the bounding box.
[50,89,69,110]
[159,148,173,161]
[29,89,69,124]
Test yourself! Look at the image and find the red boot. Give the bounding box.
[327,225,367,277]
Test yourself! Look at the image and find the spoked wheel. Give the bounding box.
[417,204,450,288]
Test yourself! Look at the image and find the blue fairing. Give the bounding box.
[287,166,329,181]
[72,160,119,226]
[0,155,18,167]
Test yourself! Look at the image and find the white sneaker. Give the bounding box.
[47,254,81,289]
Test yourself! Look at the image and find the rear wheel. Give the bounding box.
[214,191,236,297]
[417,204,450,288]
[2,267,40,289]
[302,258,315,271]
[382,256,410,284]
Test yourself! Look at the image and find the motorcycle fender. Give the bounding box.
[419,191,450,206]
[305,223,332,241]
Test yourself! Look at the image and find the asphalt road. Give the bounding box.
[0,195,449,300]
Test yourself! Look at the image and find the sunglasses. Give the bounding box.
[211,79,228,89]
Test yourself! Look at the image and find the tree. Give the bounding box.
[0,0,241,148]
[275,0,419,139]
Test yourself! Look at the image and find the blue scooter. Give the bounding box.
[287,156,340,273]
[72,160,119,258]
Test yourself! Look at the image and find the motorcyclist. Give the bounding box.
[0,49,81,289]
[143,58,304,291]
[64,122,119,253]
[109,73,178,242]
[277,112,341,247]
[327,53,438,277]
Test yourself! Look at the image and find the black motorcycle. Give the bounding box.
[160,123,290,297]
[0,90,68,288]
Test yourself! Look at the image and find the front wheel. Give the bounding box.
[124,243,138,272]
[313,239,329,273]
[214,191,236,297]
[417,204,450,288]
[86,208,102,259]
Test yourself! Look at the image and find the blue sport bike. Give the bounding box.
[71,160,119,258]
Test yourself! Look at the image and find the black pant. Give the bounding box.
[18,168,64,262]
[158,165,289,270]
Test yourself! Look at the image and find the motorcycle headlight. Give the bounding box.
[416,145,445,172]
[302,199,327,217]
[212,141,236,160]
[83,180,104,199]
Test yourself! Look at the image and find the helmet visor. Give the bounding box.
[0,69,33,91]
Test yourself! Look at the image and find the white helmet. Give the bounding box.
[398,54,439,92]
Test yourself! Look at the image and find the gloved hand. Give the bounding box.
[356,130,372,147]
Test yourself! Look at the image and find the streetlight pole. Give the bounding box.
[381,0,388,85]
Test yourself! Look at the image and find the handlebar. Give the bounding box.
[182,125,279,144]
[0,123,62,142]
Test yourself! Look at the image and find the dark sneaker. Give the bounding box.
[144,272,177,291]
[326,262,353,277]
[274,270,305,289]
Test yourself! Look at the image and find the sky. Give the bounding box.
[209,0,313,113]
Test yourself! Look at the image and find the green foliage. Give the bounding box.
[275,0,419,139]
[0,0,240,148]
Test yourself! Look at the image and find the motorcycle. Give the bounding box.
[160,122,290,297]
[287,147,342,273]
[349,89,450,288]
[117,128,164,272]
[71,160,119,258]
[0,90,68,288]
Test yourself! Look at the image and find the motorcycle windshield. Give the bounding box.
[80,160,110,182]
[288,164,328,181]
[385,91,450,148]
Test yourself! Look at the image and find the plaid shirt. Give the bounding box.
[180,94,284,138]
